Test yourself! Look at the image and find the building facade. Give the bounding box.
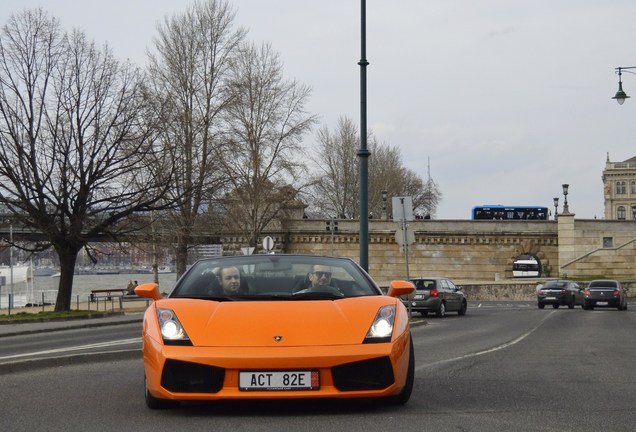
[603,153,636,220]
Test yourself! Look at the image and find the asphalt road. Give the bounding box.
[1,302,635,431]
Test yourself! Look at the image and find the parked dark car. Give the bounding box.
[406,277,467,317]
[537,280,585,309]
[583,280,628,310]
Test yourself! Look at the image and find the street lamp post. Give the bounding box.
[381,190,388,220]
[562,184,570,214]
[358,0,370,271]
[612,66,636,104]
[553,197,559,220]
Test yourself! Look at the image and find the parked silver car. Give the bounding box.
[583,280,628,310]
[407,277,467,317]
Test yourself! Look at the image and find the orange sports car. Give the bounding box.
[135,254,415,409]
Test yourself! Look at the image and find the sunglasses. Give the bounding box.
[312,271,332,278]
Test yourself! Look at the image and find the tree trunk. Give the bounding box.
[175,234,189,279]
[54,248,79,311]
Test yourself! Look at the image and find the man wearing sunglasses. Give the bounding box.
[308,265,333,288]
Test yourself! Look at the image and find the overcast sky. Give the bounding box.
[3,0,636,219]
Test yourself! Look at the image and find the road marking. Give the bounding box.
[416,310,556,371]
[0,337,141,360]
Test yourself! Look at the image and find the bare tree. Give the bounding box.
[310,116,359,218]
[219,41,317,248]
[146,0,246,275]
[0,9,172,311]
[309,116,442,219]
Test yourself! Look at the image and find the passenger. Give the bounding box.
[126,280,135,295]
[219,266,241,295]
[308,265,333,288]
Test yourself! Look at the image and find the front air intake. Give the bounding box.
[161,359,225,393]
[332,356,395,391]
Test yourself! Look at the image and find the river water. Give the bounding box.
[0,272,179,308]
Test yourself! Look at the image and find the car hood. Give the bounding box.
[153,296,400,347]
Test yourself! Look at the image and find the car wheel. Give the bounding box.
[552,304,559,309]
[145,375,178,409]
[568,296,575,309]
[388,336,414,405]
[538,303,545,309]
[436,302,446,317]
[458,300,467,316]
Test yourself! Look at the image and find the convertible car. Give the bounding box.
[135,254,415,409]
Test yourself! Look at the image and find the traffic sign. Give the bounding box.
[262,236,275,251]
[395,227,415,246]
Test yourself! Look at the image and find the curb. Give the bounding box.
[0,349,141,375]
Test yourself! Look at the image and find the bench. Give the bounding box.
[89,288,126,302]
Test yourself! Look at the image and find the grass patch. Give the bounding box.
[0,309,111,322]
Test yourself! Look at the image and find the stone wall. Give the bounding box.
[272,219,559,282]
[560,217,636,279]
[221,215,636,283]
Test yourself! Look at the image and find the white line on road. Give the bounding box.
[416,310,556,371]
[0,337,141,360]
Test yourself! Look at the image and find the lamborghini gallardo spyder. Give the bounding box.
[135,254,415,409]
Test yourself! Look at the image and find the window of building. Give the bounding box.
[603,237,613,248]
[616,181,627,194]
[632,206,636,220]
[632,181,636,194]
[617,206,626,220]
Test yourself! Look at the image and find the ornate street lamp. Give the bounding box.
[612,66,636,105]
[562,184,569,214]
[553,197,559,220]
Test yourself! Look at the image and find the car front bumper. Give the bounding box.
[142,331,412,401]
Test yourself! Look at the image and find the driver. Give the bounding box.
[219,266,241,295]
[308,265,333,288]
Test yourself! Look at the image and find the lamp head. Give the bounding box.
[553,197,559,206]
[562,184,569,196]
[613,82,629,105]
[613,67,631,105]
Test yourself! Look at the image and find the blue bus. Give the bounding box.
[472,205,549,220]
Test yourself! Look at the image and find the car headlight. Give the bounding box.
[157,308,192,346]
[364,305,395,344]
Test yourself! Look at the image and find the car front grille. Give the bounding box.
[161,359,225,393]
[332,356,395,391]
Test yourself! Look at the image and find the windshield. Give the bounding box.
[588,280,618,288]
[411,279,437,290]
[170,255,381,300]
[543,281,568,289]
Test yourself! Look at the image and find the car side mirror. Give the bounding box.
[386,280,415,298]
[134,283,163,301]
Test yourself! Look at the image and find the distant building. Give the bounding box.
[602,153,636,220]
[192,244,223,260]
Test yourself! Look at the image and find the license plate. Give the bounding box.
[414,294,423,300]
[596,301,608,306]
[239,371,319,391]
[545,297,556,300]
